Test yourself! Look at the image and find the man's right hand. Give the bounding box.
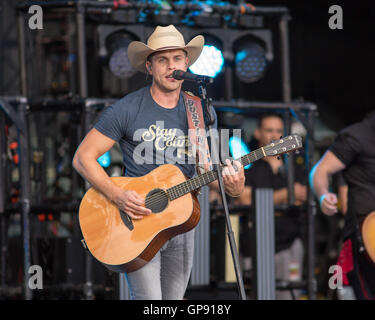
[113,190,152,220]
[320,192,338,216]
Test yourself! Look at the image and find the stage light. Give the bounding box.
[104,32,137,79]
[234,42,268,83]
[189,44,224,78]
[229,136,251,170]
[97,151,111,168]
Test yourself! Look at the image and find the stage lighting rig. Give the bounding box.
[233,33,273,84]
[151,0,180,25]
[175,0,222,27]
[189,44,224,78]
[235,42,267,83]
[188,33,224,78]
[98,28,138,79]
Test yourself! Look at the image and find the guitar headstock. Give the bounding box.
[263,134,303,157]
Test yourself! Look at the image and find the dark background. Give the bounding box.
[250,0,374,130]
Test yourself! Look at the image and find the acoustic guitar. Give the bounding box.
[79,134,303,273]
[361,211,375,263]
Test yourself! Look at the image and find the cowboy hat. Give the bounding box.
[127,25,204,73]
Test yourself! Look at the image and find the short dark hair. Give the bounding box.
[257,112,283,128]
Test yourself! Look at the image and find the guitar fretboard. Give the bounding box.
[167,147,265,200]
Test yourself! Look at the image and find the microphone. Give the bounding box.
[172,70,214,84]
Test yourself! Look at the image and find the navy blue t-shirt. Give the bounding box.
[94,86,216,179]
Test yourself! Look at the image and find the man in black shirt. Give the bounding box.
[311,111,375,299]
[237,113,307,299]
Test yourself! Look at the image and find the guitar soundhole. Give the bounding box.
[145,188,169,213]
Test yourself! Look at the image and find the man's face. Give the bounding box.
[146,49,188,93]
[255,116,284,147]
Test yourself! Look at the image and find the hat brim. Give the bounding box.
[128,35,204,73]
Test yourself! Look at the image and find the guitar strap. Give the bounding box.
[183,91,213,174]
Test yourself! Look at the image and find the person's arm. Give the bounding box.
[72,128,151,219]
[338,184,348,215]
[236,185,251,205]
[273,188,288,205]
[310,150,346,216]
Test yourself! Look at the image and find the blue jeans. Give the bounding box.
[125,229,195,300]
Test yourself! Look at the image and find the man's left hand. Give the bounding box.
[222,159,245,197]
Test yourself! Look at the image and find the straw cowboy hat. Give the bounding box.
[127,25,204,73]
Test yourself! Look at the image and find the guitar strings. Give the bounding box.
[142,150,263,209]
[120,144,291,211]
[142,139,298,209]
[144,172,214,208]
[144,156,253,209]
[144,175,210,208]
[145,140,297,208]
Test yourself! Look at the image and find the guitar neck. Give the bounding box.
[167,147,266,200]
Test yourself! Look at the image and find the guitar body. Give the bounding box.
[79,164,200,273]
[78,134,303,273]
[361,211,375,264]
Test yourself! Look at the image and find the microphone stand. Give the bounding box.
[197,80,247,300]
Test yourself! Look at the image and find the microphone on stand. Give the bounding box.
[172,70,214,84]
